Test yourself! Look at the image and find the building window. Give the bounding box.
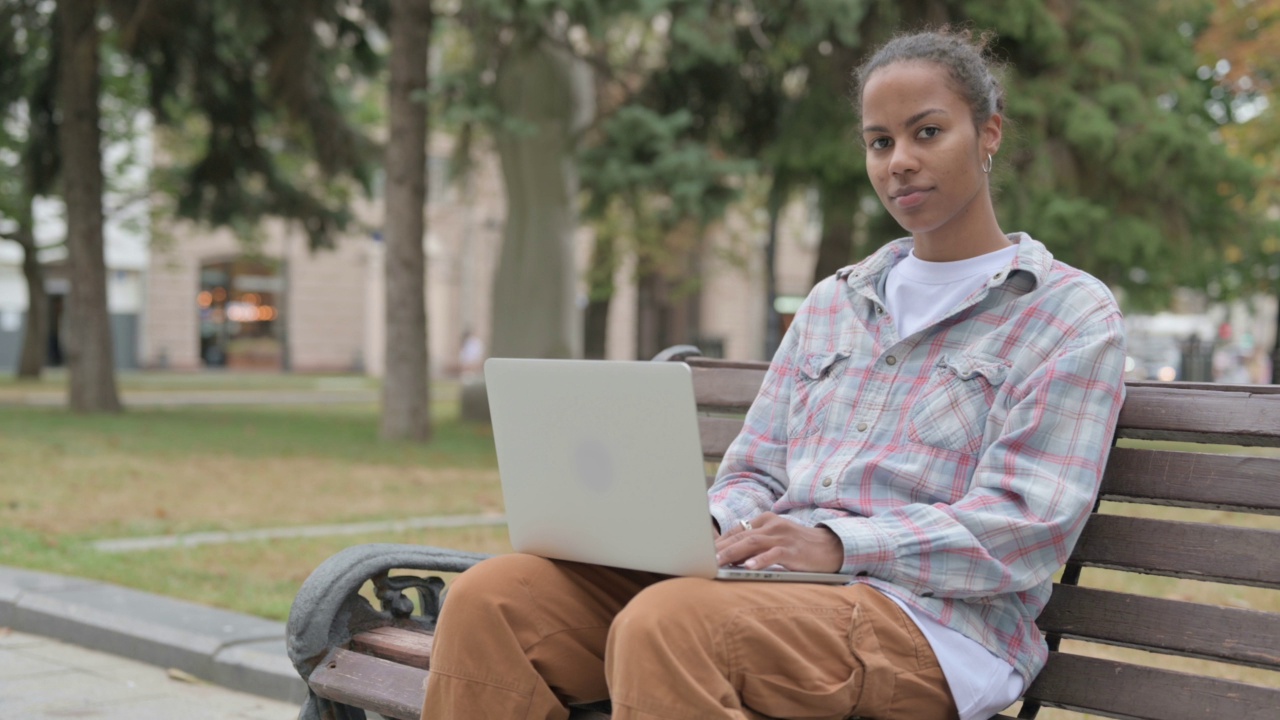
[198,259,282,369]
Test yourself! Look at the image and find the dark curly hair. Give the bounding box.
[855,28,1006,129]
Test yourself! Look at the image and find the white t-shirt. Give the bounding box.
[882,243,1025,720]
[885,244,1019,340]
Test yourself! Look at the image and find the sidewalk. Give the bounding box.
[0,388,378,408]
[1,630,299,719]
[0,566,307,717]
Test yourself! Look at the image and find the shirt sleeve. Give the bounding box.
[819,308,1127,597]
[706,289,811,533]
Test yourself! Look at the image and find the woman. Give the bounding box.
[422,28,1127,720]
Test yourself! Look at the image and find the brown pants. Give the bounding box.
[421,554,958,720]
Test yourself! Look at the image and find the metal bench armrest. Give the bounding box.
[287,543,491,719]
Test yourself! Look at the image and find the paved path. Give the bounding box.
[93,513,507,553]
[0,389,378,408]
[1,566,306,709]
[0,630,299,719]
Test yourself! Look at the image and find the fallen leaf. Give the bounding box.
[166,668,205,684]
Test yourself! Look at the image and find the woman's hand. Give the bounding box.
[714,512,844,574]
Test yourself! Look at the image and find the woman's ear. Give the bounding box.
[982,113,1003,157]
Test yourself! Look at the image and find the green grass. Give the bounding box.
[0,523,512,622]
[0,402,494,468]
[0,387,506,619]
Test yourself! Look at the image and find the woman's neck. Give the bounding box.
[910,197,1009,262]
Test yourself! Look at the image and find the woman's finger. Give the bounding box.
[741,545,787,571]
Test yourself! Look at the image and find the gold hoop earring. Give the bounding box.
[982,153,993,174]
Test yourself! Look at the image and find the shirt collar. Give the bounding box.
[836,232,1053,292]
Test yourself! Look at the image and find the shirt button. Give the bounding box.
[875,305,884,315]
[822,477,833,487]
[856,422,868,432]
[886,356,897,366]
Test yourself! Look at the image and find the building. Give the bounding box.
[0,199,149,372]
[139,140,825,375]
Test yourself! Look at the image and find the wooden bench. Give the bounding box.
[286,348,1280,720]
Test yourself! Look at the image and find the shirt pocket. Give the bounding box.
[787,350,850,439]
[907,352,1010,454]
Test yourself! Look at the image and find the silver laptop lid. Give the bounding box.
[485,358,721,578]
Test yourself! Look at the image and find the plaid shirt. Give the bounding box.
[708,233,1127,685]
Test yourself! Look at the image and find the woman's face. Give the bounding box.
[861,61,1002,255]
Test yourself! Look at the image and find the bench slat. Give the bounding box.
[1039,584,1280,670]
[1025,652,1280,720]
[699,416,745,460]
[1070,514,1280,588]
[690,366,766,412]
[314,646,613,720]
[1126,380,1280,395]
[351,626,434,669]
[1116,385,1280,447]
[1102,448,1280,514]
[686,357,769,371]
[311,648,426,720]
[700,431,1280,516]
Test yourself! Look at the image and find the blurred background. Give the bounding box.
[1,0,1278,417]
[0,6,1277,711]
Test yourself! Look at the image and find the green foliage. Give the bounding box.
[439,0,1267,313]
[579,105,752,284]
[108,0,387,249]
[0,0,54,232]
[580,107,751,223]
[986,0,1265,309]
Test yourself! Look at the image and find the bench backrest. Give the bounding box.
[682,356,1280,720]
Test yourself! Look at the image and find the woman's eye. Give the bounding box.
[868,137,891,150]
[917,126,941,139]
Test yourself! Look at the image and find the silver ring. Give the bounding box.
[739,519,752,531]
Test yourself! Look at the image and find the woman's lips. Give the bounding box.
[893,189,930,208]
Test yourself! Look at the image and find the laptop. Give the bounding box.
[484,358,849,584]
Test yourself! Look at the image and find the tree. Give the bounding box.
[0,0,58,380]
[1197,0,1280,376]
[47,0,386,411]
[436,2,734,362]
[381,0,432,441]
[638,0,1265,320]
[442,1,1266,368]
[430,3,771,362]
[435,3,599,361]
[489,29,594,360]
[623,1,879,355]
[109,0,382,249]
[59,0,121,412]
[578,106,752,358]
[969,0,1257,310]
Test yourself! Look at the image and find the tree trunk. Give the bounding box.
[763,178,787,359]
[583,232,617,360]
[1272,290,1280,385]
[810,180,859,286]
[58,0,120,412]
[635,234,704,359]
[14,200,48,380]
[380,0,432,442]
[489,38,594,360]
